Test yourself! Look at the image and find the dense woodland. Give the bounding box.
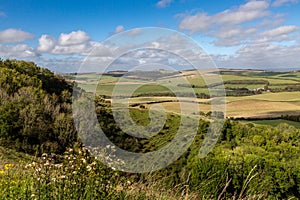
[0,59,77,154]
[0,60,299,199]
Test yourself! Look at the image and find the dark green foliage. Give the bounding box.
[0,59,77,154]
[281,114,300,122]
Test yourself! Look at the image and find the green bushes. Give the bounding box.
[0,59,77,155]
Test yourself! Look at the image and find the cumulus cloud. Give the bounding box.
[114,25,124,34]
[0,44,37,58]
[272,0,298,7]
[58,30,90,46]
[0,29,34,43]
[156,0,173,8]
[52,43,89,55]
[179,1,270,33]
[261,25,297,37]
[83,41,113,57]
[213,27,257,46]
[37,35,56,52]
[213,42,300,69]
[178,1,300,47]
[215,1,270,25]
[179,13,211,33]
[34,30,113,56]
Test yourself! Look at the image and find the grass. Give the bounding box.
[0,146,34,168]
[226,100,300,118]
[225,84,264,90]
[72,70,300,119]
[226,92,300,102]
[221,74,299,85]
[0,144,216,200]
[129,92,300,118]
[245,119,300,128]
[0,147,126,199]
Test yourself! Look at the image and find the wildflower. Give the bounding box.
[35,168,42,172]
[41,153,48,159]
[5,163,14,170]
[25,164,31,169]
[54,163,63,168]
[0,170,5,175]
[60,175,66,179]
[86,165,92,171]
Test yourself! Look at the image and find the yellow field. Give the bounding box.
[128,92,300,118]
[226,100,300,118]
[226,92,300,102]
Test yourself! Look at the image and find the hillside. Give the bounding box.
[0,60,299,199]
[0,59,77,154]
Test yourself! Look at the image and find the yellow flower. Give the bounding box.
[0,170,5,175]
[4,164,14,170]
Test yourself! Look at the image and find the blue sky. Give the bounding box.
[0,0,300,72]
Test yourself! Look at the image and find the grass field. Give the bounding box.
[70,69,300,119]
[243,119,300,128]
[226,92,300,102]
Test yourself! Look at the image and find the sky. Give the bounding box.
[0,0,300,72]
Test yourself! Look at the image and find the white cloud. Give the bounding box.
[179,1,270,33]
[178,1,300,48]
[261,25,297,37]
[179,13,211,33]
[58,30,90,46]
[213,27,257,46]
[83,41,113,57]
[156,0,173,8]
[0,29,34,43]
[126,28,143,36]
[114,25,124,34]
[34,30,113,57]
[214,42,300,69]
[52,43,89,55]
[215,1,270,25]
[37,35,56,52]
[0,44,37,58]
[272,0,298,7]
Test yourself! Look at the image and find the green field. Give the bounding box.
[70,69,300,120]
[244,119,300,128]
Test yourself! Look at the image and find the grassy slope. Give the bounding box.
[245,119,300,128]
[0,146,34,167]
